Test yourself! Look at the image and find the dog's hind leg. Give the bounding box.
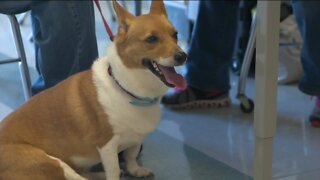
[0,144,87,180]
[48,155,87,180]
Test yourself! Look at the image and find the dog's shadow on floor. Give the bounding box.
[83,172,154,180]
[84,159,154,180]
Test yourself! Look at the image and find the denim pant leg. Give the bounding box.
[292,1,320,96]
[30,1,98,95]
[186,1,240,92]
[0,1,42,14]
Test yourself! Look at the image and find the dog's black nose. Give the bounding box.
[174,51,187,64]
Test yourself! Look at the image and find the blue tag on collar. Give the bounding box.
[129,97,160,107]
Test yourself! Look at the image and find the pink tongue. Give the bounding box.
[158,65,187,90]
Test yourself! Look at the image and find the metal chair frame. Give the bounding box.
[0,15,32,101]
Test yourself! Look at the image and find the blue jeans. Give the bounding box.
[187,0,320,96]
[292,1,320,95]
[31,1,98,95]
[186,1,240,92]
[0,1,98,95]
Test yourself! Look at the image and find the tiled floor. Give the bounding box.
[0,2,319,180]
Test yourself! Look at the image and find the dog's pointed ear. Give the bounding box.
[112,0,134,33]
[150,0,167,16]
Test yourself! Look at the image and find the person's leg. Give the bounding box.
[30,1,98,95]
[292,1,320,95]
[162,1,240,109]
[292,1,320,126]
[186,1,240,91]
[0,1,42,15]
[309,99,320,127]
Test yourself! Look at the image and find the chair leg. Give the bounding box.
[237,14,256,96]
[236,14,257,113]
[8,15,32,101]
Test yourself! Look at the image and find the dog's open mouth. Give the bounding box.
[142,59,187,90]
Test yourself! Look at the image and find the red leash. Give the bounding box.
[94,0,115,41]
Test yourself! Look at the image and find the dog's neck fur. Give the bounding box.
[106,44,168,98]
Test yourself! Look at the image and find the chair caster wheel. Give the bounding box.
[240,98,254,113]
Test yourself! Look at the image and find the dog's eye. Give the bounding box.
[145,35,158,44]
[173,32,178,40]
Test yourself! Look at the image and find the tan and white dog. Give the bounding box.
[0,0,187,180]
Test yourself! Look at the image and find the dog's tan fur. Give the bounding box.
[0,71,112,179]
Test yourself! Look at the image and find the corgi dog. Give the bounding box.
[0,0,187,180]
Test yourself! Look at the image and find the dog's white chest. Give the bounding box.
[92,51,165,148]
[108,102,161,135]
[107,100,161,152]
[116,131,145,152]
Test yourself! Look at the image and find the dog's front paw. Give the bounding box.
[127,167,153,178]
